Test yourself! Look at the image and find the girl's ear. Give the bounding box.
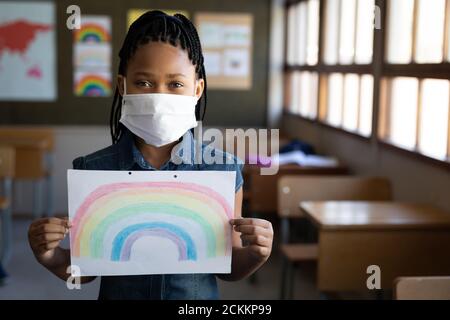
[195,78,205,99]
[117,75,125,96]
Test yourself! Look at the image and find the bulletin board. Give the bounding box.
[195,13,253,90]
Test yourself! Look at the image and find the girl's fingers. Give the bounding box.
[233,225,273,237]
[34,232,66,246]
[240,234,271,247]
[30,217,71,232]
[230,218,271,229]
[33,224,68,236]
[37,240,61,253]
[248,245,271,258]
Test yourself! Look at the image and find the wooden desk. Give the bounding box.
[300,201,450,292]
[244,164,348,215]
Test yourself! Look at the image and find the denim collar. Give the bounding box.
[117,128,196,170]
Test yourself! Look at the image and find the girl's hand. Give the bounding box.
[28,217,71,267]
[230,218,273,262]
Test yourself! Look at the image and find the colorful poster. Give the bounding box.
[127,9,189,29]
[73,15,112,97]
[0,1,56,101]
[74,44,111,68]
[68,170,235,276]
[74,70,111,97]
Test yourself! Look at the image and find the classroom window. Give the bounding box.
[285,71,319,119]
[320,73,373,137]
[380,77,450,161]
[285,0,375,137]
[286,0,320,66]
[284,0,450,165]
[386,0,448,64]
[418,79,450,159]
[415,0,446,63]
[323,0,375,65]
[386,0,415,64]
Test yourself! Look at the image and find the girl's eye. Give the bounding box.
[169,82,184,88]
[136,81,152,88]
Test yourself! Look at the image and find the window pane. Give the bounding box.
[299,72,319,119]
[327,73,344,126]
[296,2,308,65]
[287,5,297,65]
[342,74,360,131]
[289,72,300,113]
[359,75,374,137]
[415,0,446,63]
[389,77,419,149]
[418,79,449,159]
[339,0,357,64]
[386,0,414,64]
[306,0,320,65]
[447,3,450,62]
[355,0,374,64]
[324,0,340,65]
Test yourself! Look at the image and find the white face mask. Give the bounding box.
[119,78,199,147]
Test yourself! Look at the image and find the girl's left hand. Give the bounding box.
[230,218,273,262]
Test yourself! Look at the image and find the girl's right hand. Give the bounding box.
[28,217,71,267]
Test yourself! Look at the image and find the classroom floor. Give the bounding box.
[0,218,326,300]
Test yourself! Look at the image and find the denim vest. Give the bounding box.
[72,128,243,300]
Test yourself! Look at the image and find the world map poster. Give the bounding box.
[0,1,56,101]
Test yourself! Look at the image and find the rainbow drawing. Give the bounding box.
[74,73,111,97]
[74,22,111,43]
[70,181,233,265]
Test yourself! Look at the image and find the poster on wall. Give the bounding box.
[73,15,112,97]
[127,9,189,29]
[0,1,56,101]
[195,13,253,90]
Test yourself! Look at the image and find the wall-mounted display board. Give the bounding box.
[195,13,253,90]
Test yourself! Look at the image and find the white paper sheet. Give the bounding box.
[67,170,235,276]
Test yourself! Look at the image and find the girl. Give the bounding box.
[28,10,273,300]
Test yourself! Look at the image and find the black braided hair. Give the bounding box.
[110,10,207,144]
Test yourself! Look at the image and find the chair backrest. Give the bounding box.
[277,175,392,218]
[0,146,15,178]
[0,127,54,151]
[394,276,450,300]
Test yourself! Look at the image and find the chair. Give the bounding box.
[0,127,54,218]
[278,175,392,299]
[394,276,450,300]
[0,146,15,265]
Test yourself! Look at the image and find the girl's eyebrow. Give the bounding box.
[133,71,187,78]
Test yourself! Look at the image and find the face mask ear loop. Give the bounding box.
[123,77,127,96]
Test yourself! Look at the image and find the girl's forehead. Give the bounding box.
[126,42,196,78]
[129,42,193,69]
